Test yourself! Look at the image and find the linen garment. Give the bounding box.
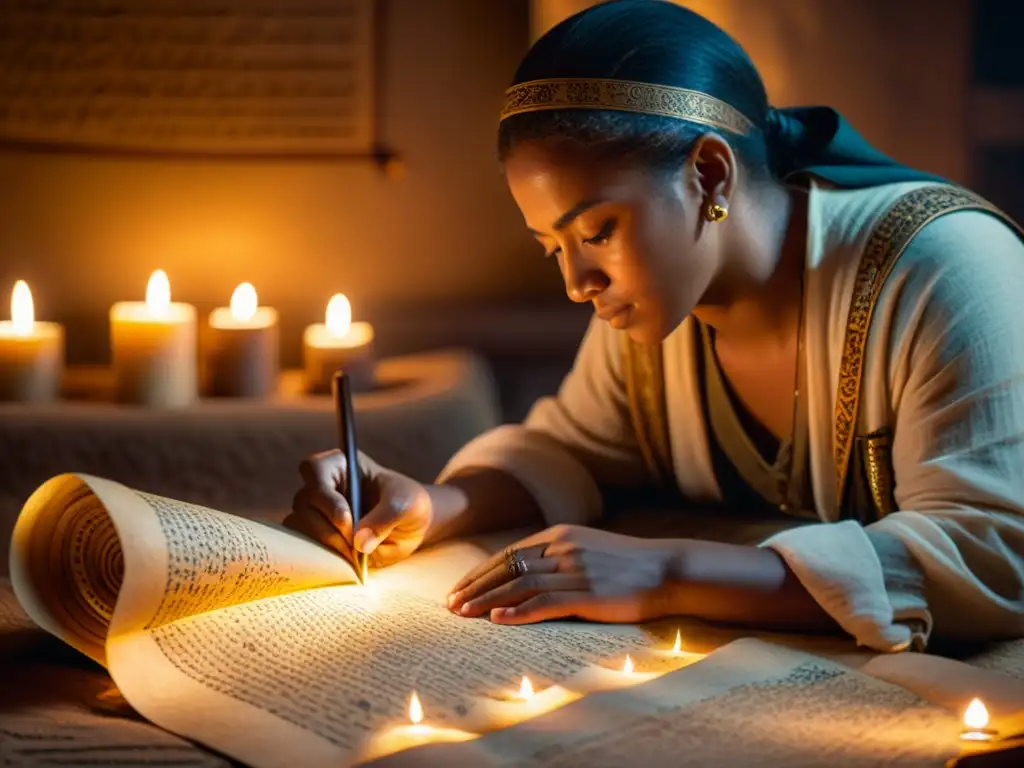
[438,181,1024,653]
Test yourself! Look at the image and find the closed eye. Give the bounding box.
[583,218,617,246]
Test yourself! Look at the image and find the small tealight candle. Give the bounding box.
[0,280,64,402]
[961,698,997,742]
[110,270,197,408]
[470,675,579,730]
[302,293,375,394]
[359,691,476,762]
[204,282,279,398]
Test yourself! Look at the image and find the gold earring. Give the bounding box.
[705,203,728,223]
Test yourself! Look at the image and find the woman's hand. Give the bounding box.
[283,449,433,568]
[446,525,676,624]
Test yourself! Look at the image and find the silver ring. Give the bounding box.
[504,548,528,578]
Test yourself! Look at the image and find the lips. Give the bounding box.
[594,304,631,324]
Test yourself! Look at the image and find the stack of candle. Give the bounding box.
[1,273,380,406]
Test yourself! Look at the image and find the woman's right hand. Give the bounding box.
[283,450,434,569]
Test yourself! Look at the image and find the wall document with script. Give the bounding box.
[0,0,376,157]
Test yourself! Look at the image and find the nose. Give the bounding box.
[561,249,608,304]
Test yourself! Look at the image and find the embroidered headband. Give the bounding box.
[500,78,755,136]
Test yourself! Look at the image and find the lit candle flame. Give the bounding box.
[622,655,634,676]
[325,293,352,337]
[672,630,682,655]
[518,676,534,700]
[146,270,171,318]
[230,282,258,322]
[964,698,989,730]
[10,280,34,335]
[408,691,423,725]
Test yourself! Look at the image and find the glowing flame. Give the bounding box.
[325,293,352,337]
[146,270,171,318]
[518,676,534,700]
[622,655,634,676]
[10,280,34,335]
[408,692,423,725]
[672,630,682,655]
[964,698,989,730]
[230,282,258,322]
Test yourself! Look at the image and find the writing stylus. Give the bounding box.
[333,371,367,584]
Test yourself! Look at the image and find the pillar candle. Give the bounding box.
[302,293,375,393]
[0,281,64,403]
[110,270,197,408]
[204,282,279,398]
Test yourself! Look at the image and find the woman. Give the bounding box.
[286,0,1024,652]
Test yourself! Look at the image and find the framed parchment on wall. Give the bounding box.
[0,0,378,158]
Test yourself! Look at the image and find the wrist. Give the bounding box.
[422,482,470,545]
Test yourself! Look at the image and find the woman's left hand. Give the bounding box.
[446,525,677,624]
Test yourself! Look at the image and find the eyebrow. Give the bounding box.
[527,198,606,236]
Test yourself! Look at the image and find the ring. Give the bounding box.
[504,547,528,578]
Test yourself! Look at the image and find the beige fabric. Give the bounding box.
[439,181,1024,652]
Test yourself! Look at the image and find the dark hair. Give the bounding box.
[498,0,775,181]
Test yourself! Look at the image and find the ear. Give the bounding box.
[687,132,737,210]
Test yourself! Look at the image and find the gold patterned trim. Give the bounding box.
[621,333,674,484]
[501,78,754,136]
[861,429,896,518]
[833,185,1024,505]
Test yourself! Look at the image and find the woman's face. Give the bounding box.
[505,140,723,345]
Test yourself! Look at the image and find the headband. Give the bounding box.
[500,78,754,136]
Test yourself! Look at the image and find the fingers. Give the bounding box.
[490,591,591,625]
[448,544,549,611]
[298,451,353,533]
[282,504,355,563]
[352,473,423,555]
[458,572,587,618]
[450,533,558,595]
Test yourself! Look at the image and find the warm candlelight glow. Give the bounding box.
[961,697,997,742]
[672,630,682,655]
[146,270,171,318]
[623,655,634,676]
[10,280,34,336]
[518,676,534,701]
[964,698,989,731]
[408,692,423,725]
[230,283,258,323]
[326,293,352,337]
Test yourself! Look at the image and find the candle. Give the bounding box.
[110,270,197,408]
[471,676,579,730]
[961,698,997,742]
[359,691,476,762]
[302,293,375,394]
[0,281,63,403]
[204,282,279,398]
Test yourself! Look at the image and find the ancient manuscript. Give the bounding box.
[11,473,1024,767]
[9,474,657,767]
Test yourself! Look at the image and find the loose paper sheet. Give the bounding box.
[366,639,1024,768]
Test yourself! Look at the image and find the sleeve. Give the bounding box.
[435,317,649,526]
[764,211,1024,651]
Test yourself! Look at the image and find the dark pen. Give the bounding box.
[333,371,368,584]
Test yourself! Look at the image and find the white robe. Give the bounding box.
[438,181,1024,652]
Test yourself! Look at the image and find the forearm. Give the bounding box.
[664,539,839,633]
[423,468,545,545]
